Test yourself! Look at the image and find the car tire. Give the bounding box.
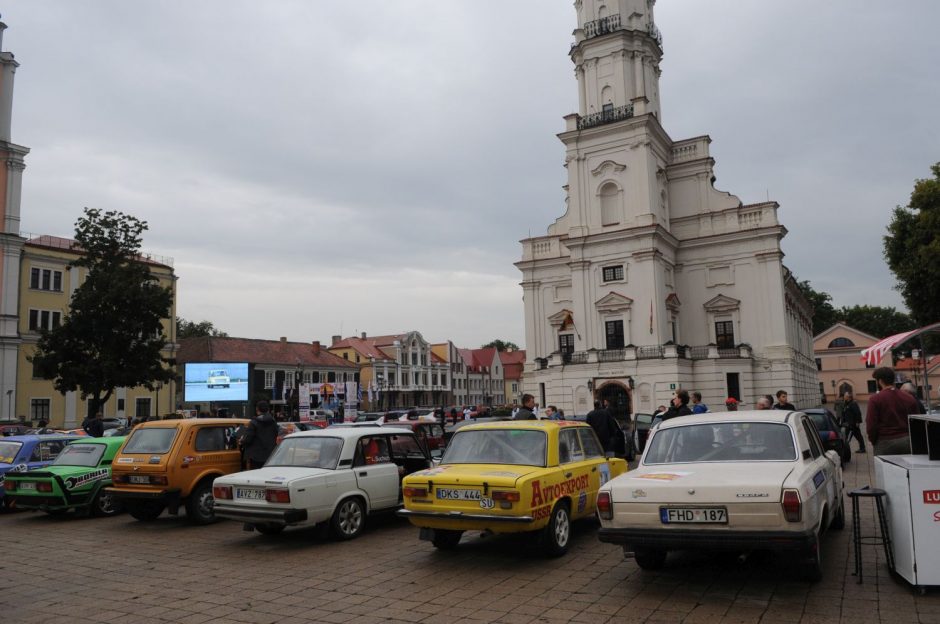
[540,501,571,557]
[830,500,845,531]
[127,501,165,521]
[842,446,851,464]
[92,488,122,517]
[255,523,285,536]
[634,547,667,570]
[331,497,365,540]
[804,532,824,582]
[185,480,218,525]
[431,529,463,550]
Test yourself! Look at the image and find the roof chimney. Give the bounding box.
[331,335,341,346]
[361,332,367,339]
[312,341,321,356]
[280,337,287,343]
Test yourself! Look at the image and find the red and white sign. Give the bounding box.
[923,490,940,504]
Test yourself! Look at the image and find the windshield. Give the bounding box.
[442,429,547,467]
[53,443,106,467]
[645,422,797,464]
[266,436,343,469]
[0,441,24,464]
[123,428,178,454]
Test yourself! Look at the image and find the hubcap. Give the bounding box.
[554,509,570,547]
[98,493,115,515]
[199,492,214,517]
[339,501,362,534]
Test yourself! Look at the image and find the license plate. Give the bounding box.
[661,507,727,524]
[436,488,482,501]
[235,488,266,500]
[129,475,149,484]
[19,482,36,491]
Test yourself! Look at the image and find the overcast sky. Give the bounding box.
[4,1,938,348]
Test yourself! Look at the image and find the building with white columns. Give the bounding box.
[516,0,817,419]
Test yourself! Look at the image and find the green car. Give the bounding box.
[4,437,126,517]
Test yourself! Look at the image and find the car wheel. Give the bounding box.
[185,480,217,525]
[331,497,365,540]
[804,532,823,582]
[540,501,571,557]
[255,523,285,536]
[830,500,845,531]
[92,488,122,517]
[634,547,667,570]
[127,501,165,521]
[431,529,463,550]
[842,446,852,464]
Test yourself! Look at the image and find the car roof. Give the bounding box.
[656,410,795,429]
[289,426,414,440]
[455,420,589,432]
[136,418,248,428]
[1,434,83,443]
[71,436,127,448]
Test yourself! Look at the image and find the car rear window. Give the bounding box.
[442,429,547,467]
[53,443,105,467]
[267,436,343,469]
[123,428,178,454]
[644,422,796,464]
[0,441,24,464]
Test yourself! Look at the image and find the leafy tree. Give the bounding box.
[796,280,840,336]
[838,305,916,339]
[482,339,520,351]
[177,317,228,339]
[884,162,940,326]
[31,208,175,412]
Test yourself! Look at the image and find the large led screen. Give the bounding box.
[184,362,249,402]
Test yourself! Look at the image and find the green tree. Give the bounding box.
[838,305,916,339]
[31,208,175,413]
[884,162,940,326]
[796,280,840,336]
[482,339,520,351]
[177,317,228,339]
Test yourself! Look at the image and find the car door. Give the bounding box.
[576,427,610,514]
[557,428,596,519]
[353,435,400,510]
[799,416,836,527]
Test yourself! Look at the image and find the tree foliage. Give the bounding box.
[481,339,520,351]
[797,280,840,336]
[177,317,228,339]
[884,162,940,326]
[839,305,916,339]
[31,208,175,410]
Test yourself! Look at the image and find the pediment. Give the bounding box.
[703,294,740,312]
[591,159,627,177]
[665,293,681,311]
[595,292,634,313]
[548,309,575,329]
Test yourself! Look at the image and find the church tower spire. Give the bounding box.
[571,0,663,121]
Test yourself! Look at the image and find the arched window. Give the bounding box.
[599,182,620,226]
[828,337,855,348]
[598,4,608,19]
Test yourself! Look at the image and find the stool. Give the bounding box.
[848,486,895,584]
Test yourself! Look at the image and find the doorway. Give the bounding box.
[597,382,632,426]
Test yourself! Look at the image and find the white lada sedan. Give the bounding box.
[212,426,431,539]
[596,411,844,581]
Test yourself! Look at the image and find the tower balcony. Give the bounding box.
[583,14,622,39]
[577,104,634,130]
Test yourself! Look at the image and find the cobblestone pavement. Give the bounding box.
[1,443,938,624]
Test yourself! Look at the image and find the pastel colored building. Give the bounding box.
[813,322,879,405]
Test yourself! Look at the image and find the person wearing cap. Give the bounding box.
[724,397,739,411]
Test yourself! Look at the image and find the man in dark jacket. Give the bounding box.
[513,394,537,420]
[661,390,692,421]
[841,391,866,453]
[241,401,279,469]
[83,412,105,437]
[586,399,621,454]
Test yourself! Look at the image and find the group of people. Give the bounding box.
[652,388,796,420]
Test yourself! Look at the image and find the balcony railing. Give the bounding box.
[688,346,711,360]
[577,104,634,130]
[583,14,622,39]
[637,346,664,360]
[561,351,588,365]
[718,348,740,358]
[597,348,625,362]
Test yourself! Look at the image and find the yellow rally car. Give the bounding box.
[397,420,627,556]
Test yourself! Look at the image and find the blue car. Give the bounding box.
[0,434,82,508]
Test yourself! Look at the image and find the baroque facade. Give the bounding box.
[517,0,816,419]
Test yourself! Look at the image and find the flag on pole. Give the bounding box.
[357,383,363,404]
[649,301,654,334]
[367,383,374,403]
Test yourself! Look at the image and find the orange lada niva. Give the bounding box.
[106,418,247,524]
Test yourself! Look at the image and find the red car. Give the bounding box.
[384,420,446,455]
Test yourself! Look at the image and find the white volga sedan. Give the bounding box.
[596,411,844,581]
[212,426,432,539]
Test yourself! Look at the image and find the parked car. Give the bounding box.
[1,424,30,437]
[106,418,247,524]
[353,412,384,423]
[4,437,127,517]
[596,411,844,581]
[802,407,850,465]
[384,420,446,456]
[398,420,629,556]
[1,434,82,508]
[212,426,432,538]
[632,413,660,456]
[206,369,230,389]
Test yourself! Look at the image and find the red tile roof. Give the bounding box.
[179,337,357,368]
[499,349,526,381]
[329,336,401,361]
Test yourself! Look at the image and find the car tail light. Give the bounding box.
[492,490,520,502]
[149,475,168,486]
[596,491,613,520]
[781,489,801,522]
[265,488,290,503]
[213,485,233,500]
[4,480,15,491]
[37,482,53,493]
[827,431,837,441]
[403,486,427,498]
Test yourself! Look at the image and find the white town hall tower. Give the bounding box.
[516,0,817,418]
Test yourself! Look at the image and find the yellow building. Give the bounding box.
[16,235,177,427]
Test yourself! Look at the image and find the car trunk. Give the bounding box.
[414,464,540,511]
[610,462,795,505]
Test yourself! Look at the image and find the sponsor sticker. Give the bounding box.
[577,490,587,513]
[116,457,135,464]
[631,472,692,481]
[599,464,610,487]
[923,490,940,504]
[64,468,110,490]
[812,471,825,490]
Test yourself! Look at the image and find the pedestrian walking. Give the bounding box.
[773,390,795,410]
[867,366,920,455]
[240,401,279,469]
[841,391,866,453]
[513,394,537,420]
[691,392,708,414]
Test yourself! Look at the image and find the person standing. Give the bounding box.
[773,390,795,410]
[691,392,708,414]
[241,401,279,469]
[756,396,773,410]
[900,382,927,414]
[83,411,105,437]
[513,394,536,420]
[841,391,866,453]
[586,400,620,454]
[661,390,692,421]
[867,367,920,455]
